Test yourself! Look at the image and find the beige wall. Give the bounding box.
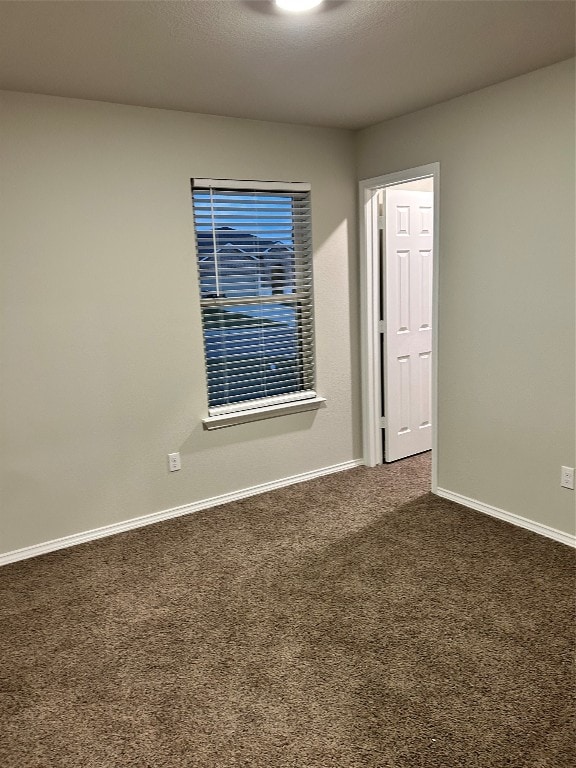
[388,178,433,193]
[358,58,576,535]
[0,91,360,555]
[2,58,574,557]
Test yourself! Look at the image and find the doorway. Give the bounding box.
[359,163,439,490]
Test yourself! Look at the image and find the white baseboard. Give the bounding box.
[0,459,363,567]
[435,487,576,548]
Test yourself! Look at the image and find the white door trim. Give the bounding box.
[359,163,440,492]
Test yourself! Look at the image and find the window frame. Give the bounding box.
[191,178,325,429]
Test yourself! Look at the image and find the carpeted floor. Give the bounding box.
[1,453,574,768]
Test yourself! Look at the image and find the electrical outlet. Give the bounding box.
[168,452,181,472]
[560,466,574,490]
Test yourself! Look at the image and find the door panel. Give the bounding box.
[418,249,432,330]
[383,189,433,462]
[397,250,410,333]
[418,351,432,428]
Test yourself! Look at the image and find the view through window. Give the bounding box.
[192,181,315,413]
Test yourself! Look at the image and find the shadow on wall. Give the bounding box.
[181,409,319,454]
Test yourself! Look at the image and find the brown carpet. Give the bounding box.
[1,453,574,768]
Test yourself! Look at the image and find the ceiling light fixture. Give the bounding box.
[275,0,324,12]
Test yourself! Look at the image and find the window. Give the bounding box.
[192,178,323,429]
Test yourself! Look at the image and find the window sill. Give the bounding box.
[202,396,326,430]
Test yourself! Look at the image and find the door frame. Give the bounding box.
[359,162,440,491]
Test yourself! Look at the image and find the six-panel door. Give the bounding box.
[383,189,433,462]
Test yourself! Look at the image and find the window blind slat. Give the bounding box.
[204,346,316,362]
[204,347,315,363]
[202,316,314,324]
[207,371,315,390]
[207,380,315,398]
[200,296,310,309]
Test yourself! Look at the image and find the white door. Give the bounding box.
[382,189,433,462]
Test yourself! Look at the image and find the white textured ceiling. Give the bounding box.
[0,1,574,130]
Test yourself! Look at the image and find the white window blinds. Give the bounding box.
[192,179,316,416]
